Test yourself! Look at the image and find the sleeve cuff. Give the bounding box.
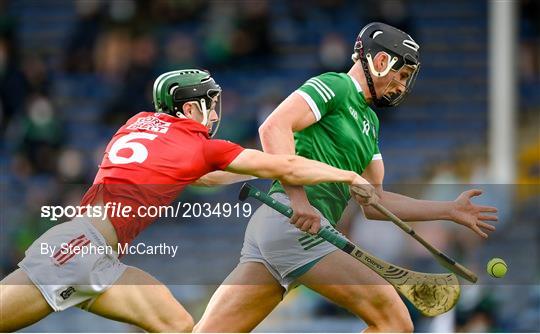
[371,153,383,161]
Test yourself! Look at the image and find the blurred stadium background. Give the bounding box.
[0,0,538,332]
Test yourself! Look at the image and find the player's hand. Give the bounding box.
[350,176,380,206]
[450,189,498,238]
[289,194,321,235]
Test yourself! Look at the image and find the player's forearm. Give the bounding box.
[362,190,454,221]
[192,171,256,187]
[281,156,358,186]
[225,150,358,186]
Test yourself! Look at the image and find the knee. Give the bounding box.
[192,317,214,333]
[148,311,195,333]
[389,314,414,333]
[151,312,194,333]
[173,314,195,333]
[371,311,414,333]
[402,318,415,333]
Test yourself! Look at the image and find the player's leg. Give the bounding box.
[193,262,284,333]
[85,266,194,333]
[0,269,54,332]
[296,250,414,333]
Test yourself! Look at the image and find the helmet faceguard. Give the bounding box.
[377,60,419,107]
[352,22,420,107]
[153,69,222,137]
[172,77,222,137]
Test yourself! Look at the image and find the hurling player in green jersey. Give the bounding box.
[195,23,498,333]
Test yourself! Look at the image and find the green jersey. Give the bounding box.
[269,72,382,225]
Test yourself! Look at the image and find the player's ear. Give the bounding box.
[182,102,193,118]
[374,52,388,72]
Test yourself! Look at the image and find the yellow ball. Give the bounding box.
[487,258,507,278]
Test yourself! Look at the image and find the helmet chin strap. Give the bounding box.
[176,98,221,137]
[356,46,396,108]
[356,45,380,107]
[198,96,222,137]
[199,98,209,127]
[174,100,209,125]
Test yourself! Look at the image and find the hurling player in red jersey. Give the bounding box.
[0,69,378,332]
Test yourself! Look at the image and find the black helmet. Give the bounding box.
[352,22,420,107]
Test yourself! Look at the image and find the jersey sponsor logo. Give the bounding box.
[126,116,171,134]
[348,106,359,120]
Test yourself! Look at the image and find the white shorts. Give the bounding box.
[240,193,338,290]
[18,217,127,311]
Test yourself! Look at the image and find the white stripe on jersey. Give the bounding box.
[305,82,328,102]
[296,90,322,121]
[312,78,335,97]
[307,79,331,101]
[371,153,383,161]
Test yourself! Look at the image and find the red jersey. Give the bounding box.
[80,112,244,245]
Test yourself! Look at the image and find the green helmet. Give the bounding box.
[152,69,222,136]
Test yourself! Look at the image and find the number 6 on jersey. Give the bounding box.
[109,132,158,165]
